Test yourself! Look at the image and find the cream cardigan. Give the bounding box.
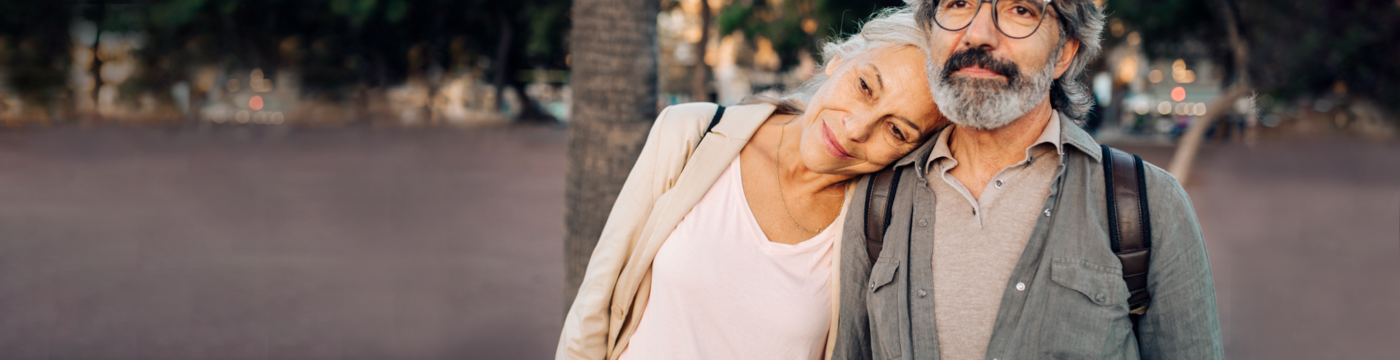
[556,102,852,360]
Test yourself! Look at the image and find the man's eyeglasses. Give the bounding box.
[931,0,1055,39]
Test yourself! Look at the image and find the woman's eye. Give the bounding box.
[948,0,970,9]
[890,123,907,142]
[859,78,871,96]
[1014,6,1031,16]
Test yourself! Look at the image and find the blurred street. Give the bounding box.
[0,125,566,359]
[0,125,1396,359]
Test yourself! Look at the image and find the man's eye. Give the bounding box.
[1014,6,1031,16]
[860,78,871,96]
[948,0,970,9]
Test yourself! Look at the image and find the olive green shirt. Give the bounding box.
[831,112,1223,360]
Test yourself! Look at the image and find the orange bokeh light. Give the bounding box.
[249,95,264,111]
[1171,87,1186,102]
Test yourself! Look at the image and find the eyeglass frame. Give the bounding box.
[929,0,1059,40]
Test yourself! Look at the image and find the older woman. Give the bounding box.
[558,7,941,360]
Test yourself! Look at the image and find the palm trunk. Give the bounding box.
[565,0,660,309]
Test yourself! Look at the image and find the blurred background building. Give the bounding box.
[0,0,1396,359]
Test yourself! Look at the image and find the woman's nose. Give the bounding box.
[843,114,876,142]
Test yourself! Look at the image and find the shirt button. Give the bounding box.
[918,289,927,297]
[1044,208,1052,217]
[994,179,1004,188]
[1015,282,1026,291]
[1096,293,1108,303]
[919,219,927,227]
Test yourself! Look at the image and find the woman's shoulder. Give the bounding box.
[654,102,777,141]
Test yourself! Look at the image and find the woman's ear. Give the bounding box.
[823,55,844,77]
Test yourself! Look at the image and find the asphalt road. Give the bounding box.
[0,126,1395,359]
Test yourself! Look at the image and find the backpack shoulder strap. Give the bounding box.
[863,165,902,265]
[1101,144,1153,316]
[696,104,725,147]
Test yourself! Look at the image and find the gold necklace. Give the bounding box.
[775,121,823,234]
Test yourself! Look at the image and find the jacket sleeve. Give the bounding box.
[1136,164,1225,360]
[556,104,715,360]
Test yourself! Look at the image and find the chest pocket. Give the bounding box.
[1040,257,1132,359]
[867,258,903,359]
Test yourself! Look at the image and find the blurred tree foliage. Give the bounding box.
[0,1,72,110]
[718,0,906,70]
[1108,0,1400,112]
[0,0,570,118]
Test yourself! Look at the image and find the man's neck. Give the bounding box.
[947,100,1055,199]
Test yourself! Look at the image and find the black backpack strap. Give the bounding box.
[863,165,902,265]
[1101,145,1153,323]
[697,104,725,146]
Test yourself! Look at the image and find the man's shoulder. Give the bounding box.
[1137,160,1194,210]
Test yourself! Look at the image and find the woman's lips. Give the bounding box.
[822,122,855,159]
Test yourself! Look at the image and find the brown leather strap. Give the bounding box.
[863,165,901,265]
[1102,144,1152,314]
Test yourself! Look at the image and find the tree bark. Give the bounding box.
[691,0,711,103]
[1167,0,1251,186]
[493,4,515,114]
[565,0,660,309]
[1165,85,1250,185]
[90,4,106,121]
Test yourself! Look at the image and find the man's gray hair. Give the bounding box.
[741,4,930,114]
[914,0,1105,121]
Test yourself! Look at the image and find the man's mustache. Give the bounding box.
[941,48,1021,85]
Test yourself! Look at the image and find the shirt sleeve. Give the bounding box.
[1135,163,1225,360]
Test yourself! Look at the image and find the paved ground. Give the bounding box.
[0,126,1395,359]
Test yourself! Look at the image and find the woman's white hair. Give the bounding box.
[740,4,929,114]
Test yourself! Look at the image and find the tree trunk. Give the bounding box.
[493,4,515,114]
[1167,0,1251,186]
[90,4,106,121]
[1165,85,1250,184]
[691,0,711,103]
[565,0,660,309]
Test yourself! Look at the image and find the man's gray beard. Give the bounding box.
[931,57,1057,131]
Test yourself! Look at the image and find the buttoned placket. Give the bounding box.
[981,156,1071,360]
[909,172,941,360]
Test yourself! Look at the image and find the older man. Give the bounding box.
[832,1,1223,359]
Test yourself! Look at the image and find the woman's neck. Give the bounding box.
[772,116,851,197]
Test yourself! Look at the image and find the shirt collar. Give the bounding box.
[920,111,1065,174]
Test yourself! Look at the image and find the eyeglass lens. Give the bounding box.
[934,0,1048,38]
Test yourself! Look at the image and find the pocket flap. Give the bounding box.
[1050,258,1123,306]
[868,258,900,292]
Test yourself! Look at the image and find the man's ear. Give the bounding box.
[823,54,844,77]
[1052,39,1080,79]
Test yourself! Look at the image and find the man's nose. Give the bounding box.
[963,3,1000,50]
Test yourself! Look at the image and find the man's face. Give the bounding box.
[926,0,1079,130]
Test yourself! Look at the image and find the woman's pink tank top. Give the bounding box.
[618,156,841,360]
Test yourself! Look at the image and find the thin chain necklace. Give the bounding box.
[775,121,824,234]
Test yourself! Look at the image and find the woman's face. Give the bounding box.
[797,46,944,176]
